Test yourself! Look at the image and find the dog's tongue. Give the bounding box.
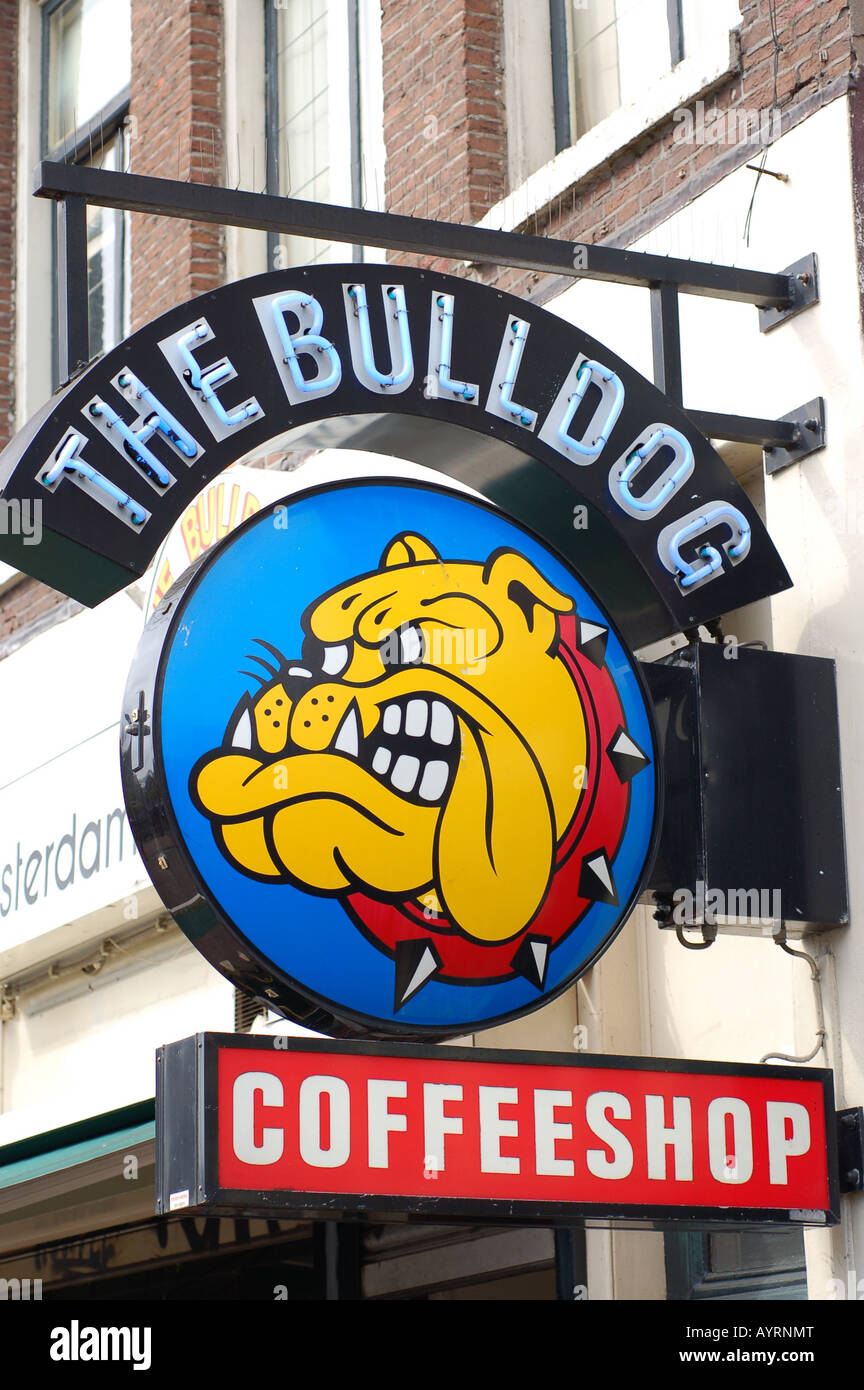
[436,715,554,943]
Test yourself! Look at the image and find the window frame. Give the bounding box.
[486,2,740,239]
[263,0,364,270]
[550,0,687,154]
[665,1230,809,1301]
[40,0,131,163]
[40,0,131,384]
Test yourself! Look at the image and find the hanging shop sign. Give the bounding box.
[0,263,804,1037]
[156,1034,839,1227]
[123,479,660,1038]
[0,264,790,647]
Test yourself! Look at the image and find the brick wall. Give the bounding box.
[129,0,224,328]
[1,0,228,649]
[498,0,854,301]
[0,0,16,452]
[0,579,81,660]
[381,0,855,301]
[382,0,507,230]
[1,0,857,648]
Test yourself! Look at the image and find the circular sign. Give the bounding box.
[122,479,661,1039]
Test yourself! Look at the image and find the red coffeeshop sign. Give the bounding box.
[155,1036,838,1226]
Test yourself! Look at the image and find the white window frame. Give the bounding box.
[491,0,742,236]
[263,0,385,270]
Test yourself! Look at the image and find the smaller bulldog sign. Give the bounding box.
[122,479,660,1038]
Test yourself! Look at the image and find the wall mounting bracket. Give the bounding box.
[759,253,819,332]
[763,397,827,473]
[33,161,822,458]
[837,1108,864,1193]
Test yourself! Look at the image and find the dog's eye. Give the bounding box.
[302,635,352,677]
[381,623,426,668]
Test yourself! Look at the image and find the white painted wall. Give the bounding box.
[547,93,862,1299]
[0,937,232,1144]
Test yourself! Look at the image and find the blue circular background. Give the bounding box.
[158,480,657,1032]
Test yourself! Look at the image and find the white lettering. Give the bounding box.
[766,1101,811,1184]
[298,1075,351,1168]
[232,1071,284,1166]
[585,1091,633,1178]
[645,1095,693,1181]
[707,1097,754,1184]
[422,1083,463,1173]
[534,1089,574,1177]
[367,1078,408,1169]
[478,1086,520,1174]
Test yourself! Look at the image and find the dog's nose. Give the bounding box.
[291,683,358,753]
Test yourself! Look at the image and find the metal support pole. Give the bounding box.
[554,1227,588,1301]
[686,409,801,448]
[321,1221,362,1300]
[55,195,89,382]
[34,161,799,309]
[650,282,683,407]
[32,163,824,461]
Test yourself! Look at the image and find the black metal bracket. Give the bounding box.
[689,396,826,467]
[763,397,827,473]
[55,194,89,380]
[837,1108,864,1193]
[758,253,819,333]
[32,160,822,457]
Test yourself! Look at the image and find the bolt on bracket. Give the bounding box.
[837,1107,864,1193]
[764,397,826,474]
[759,253,819,333]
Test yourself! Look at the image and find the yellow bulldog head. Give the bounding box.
[191,533,587,944]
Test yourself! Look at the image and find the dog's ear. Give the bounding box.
[380,533,441,569]
[482,549,574,633]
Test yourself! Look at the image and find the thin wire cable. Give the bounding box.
[744,0,783,245]
[760,932,827,1064]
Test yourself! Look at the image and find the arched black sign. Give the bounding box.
[0,264,789,645]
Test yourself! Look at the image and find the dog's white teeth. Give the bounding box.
[322,643,349,676]
[231,707,253,749]
[334,707,359,758]
[418,760,450,802]
[399,626,424,665]
[391,755,420,793]
[430,701,455,746]
[405,698,428,737]
[372,746,392,776]
[382,703,402,735]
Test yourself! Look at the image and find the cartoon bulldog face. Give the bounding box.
[191,533,588,944]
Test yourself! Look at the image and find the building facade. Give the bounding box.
[0,0,862,1300]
